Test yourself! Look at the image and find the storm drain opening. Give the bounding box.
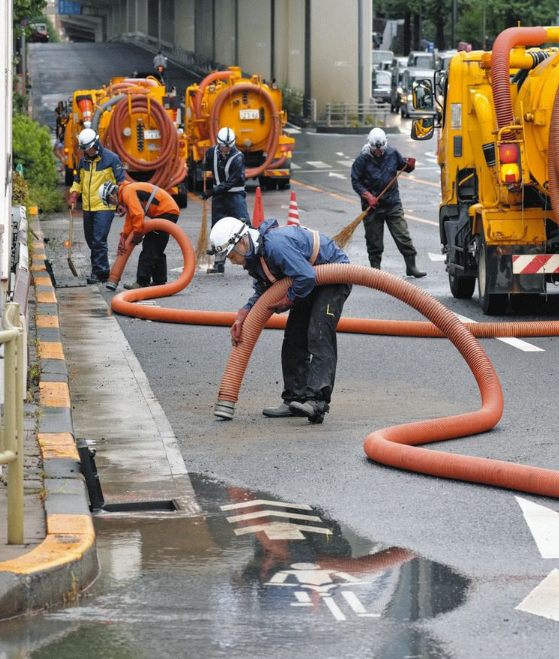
[77,437,180,514]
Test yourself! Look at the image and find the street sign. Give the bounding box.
[58,1,82,16]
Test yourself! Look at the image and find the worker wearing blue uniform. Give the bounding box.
[208,217,351,424]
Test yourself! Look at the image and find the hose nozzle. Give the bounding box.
[214,399,235,420]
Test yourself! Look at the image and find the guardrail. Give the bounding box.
[322,101,390,128]
[0,303,25,545]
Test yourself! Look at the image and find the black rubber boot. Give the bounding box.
[370,260,381,270]
[207,262,225,274]
[404,256,426,278]
[289,400,330,424]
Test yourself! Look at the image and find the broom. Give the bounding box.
[332,167,406,249]
[194,174,211,267]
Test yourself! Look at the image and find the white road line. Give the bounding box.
[290,162,302,170]
[221,499,312,511]
[322,596,347,621]
[284,127,301,134]
[306,161,332,169]
[337,160,354,167]
[516,569,559,622]
[517,497,559,558]
[226,510,322,523]
[428,252,446,262]
[454,313,544,352]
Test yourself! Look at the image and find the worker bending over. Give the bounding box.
[99,181,179,289]
[209,217,351,424]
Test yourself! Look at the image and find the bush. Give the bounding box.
[28,184,65,213]
[12,171,29,205]
[12,113,57,188]
[282,87,304,117]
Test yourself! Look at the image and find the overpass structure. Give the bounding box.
[55,0,372,117]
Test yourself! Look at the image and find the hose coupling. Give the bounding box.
[105,280,118,291]
[214,399,235,420]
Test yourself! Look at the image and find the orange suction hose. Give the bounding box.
[110,221,559,498]
[207,83,282,179]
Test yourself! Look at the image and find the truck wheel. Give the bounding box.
[449,271,475,299]
[477,236,508,315]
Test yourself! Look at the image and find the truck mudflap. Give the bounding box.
[483,245,546,295]
[512,254,559,275]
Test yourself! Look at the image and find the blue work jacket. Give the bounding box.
[350,145,408,209]
[243,219,349,310]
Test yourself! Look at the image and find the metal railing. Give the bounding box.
[322,101,390,128]
[0,303,25,545]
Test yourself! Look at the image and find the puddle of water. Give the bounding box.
[0,475,466,659]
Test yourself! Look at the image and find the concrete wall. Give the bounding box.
[273,0,305,91]
[237,0,272,78]
[175,0,195,51]
[194,0,213,60]
[161,0,175,45]
[215,0,236,66]
[137,0,148,35]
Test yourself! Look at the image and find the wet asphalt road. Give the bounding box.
[9,41,559,659]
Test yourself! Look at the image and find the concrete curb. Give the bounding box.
[0,217,98,620]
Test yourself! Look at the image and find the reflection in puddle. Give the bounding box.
[0,475,468,658]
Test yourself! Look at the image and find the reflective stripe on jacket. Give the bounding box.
[119,182,180,234]
[243,218,349,309]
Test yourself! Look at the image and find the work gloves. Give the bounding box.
[270,294,295,314]
[404,157,416,173]
[130,231,144,246]
[201,189,212,200]
[67,191,78,209]
[362,191,379,209]
[117,232,128,256]
[231,307,250,346]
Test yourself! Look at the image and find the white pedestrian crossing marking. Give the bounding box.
[517,497,559,558]
[307,161,332,169]
[337,160,354,167]
[290,162,301,170]
[428,252,446,262]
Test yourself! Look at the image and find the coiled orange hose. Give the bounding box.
[110,221,559,498]
[105,95,185,190]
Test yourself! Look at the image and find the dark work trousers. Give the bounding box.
[281,283,352,404]
[211,192,249,227]
[83,210,115,279]
[362,204,416,268]
[136,213,179,286]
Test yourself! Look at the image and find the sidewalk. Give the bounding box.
[0,208,200,620]
[0,215,97,619]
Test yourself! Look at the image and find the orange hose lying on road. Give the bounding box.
[110,221,559,498]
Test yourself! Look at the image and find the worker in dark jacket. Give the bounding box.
[208,217,351,424]
[202,126,250,273]
[68,129,125,284]
[350,127,426,278]
[99,180,180,290]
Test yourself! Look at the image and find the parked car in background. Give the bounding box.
[372,69,392,105]
[436,50,458,71]
[372,49,394,71]
[407,51,436,69]
[29,22,49,43]
[396,67,437,118]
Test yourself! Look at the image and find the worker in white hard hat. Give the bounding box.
[202,126,250,273]
[208,216,351,425]
[68,128,125,284]
[350,127,426,278]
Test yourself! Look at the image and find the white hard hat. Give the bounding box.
[98,181,118,207]
[78,128,100,151]
[367,127,387,149]
[209,217,249,257]
[217,127,236,147]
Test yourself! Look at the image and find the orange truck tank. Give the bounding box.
[63,77,188,207]
[185,66,295,191]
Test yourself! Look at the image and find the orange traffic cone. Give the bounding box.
[252,186,265,228]
[287,190,300,226]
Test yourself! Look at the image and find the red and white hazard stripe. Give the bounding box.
[512,254,559,274]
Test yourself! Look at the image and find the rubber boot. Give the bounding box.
[370,259,381,270]
[404,255,426,278]
[262,401,296,417]
[289,400,330,424]
[207,261,225,274]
